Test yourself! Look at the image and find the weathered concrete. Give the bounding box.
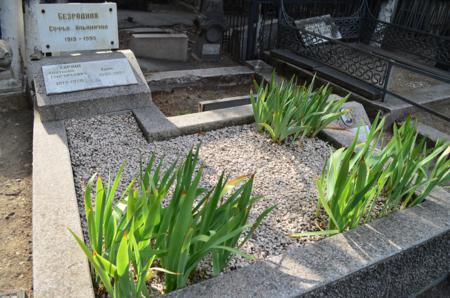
[136,104,255,140]
[167,186,450,297]
[31,50,151,121]
[169,104,254,135]
[198,95,251,112]
[416,121,450,143]
[130,33,188,62]
[133,102,181,141]
[384,83,450,109]
[32,112,94,298]
[146,66,255,91]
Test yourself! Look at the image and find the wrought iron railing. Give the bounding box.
[277,1,450,121]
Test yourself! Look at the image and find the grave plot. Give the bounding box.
[29,3,449,296]
[59,70,449,296]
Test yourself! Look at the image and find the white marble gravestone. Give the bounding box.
[42,58,137,94]
[37,3,119,53]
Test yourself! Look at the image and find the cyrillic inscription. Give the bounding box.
[37,3,118,53]
[42,58,138,94]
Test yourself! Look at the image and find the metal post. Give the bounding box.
[245,0,258,61]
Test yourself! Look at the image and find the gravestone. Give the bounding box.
[37,3,119,53]
[31,3,152,121]
[192,0,226,61]
[295,15,342,46]
[32,50,151,121]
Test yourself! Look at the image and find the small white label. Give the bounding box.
[42,58,138,94]
[37,3,119,53]
[202,43,220,55]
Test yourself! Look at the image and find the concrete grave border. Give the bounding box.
[32,63,450,297]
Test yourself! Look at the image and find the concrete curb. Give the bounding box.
[134,104,255,141]
[136,102,359,149]
[32,112,94,298]
[146,66,255,92]
[167,187,450,297]
[169,105,255,135]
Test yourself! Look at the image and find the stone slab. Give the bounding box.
[32,111,94,298]
[167,186,450,297]
[42,58,137,94]
[130,33,188,62]
[198,95,251,112]
[31,50,151,121]
[146,66,254,91]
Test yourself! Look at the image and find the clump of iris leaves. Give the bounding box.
[71,73,449,297]
[250,73,449,237]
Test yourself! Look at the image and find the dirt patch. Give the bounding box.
[0,110,33,296]
[152,83,254,116]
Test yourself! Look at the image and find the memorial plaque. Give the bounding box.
[42,58,137,94]
[295,15,342,46]
[202,43,221,55]
[37,3,118,53]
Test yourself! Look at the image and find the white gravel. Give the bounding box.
[65,112,333,269]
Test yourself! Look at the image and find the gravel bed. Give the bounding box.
[65,112,333,270]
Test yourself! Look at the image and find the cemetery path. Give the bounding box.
[0,109,33,296]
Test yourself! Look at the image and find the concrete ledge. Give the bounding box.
[198,95,251,112]
[169,104,255,135]
[135,104,254,141]
[146,66,255,91]
[167,186,450,297]
[416,121,450,143]
[133,102,182,141]
[32,112,94,298]
[136,102,355,149]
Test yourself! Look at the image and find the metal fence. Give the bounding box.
[223,0,378,61]
[393,0,450,37]
[223,0,450,62]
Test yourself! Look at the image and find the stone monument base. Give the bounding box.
[31,50,151,121]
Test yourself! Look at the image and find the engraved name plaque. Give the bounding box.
[42,58,138,95]
[37,3,118,53]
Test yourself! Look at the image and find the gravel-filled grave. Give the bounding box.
[65,112,333,278]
